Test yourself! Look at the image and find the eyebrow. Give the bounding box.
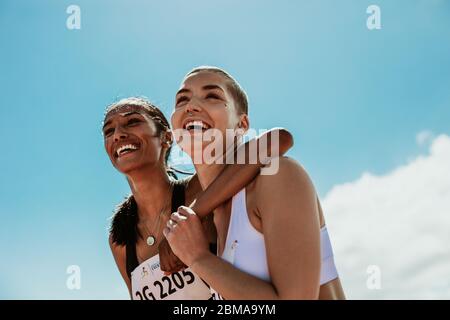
[102,111,142,130]
[202,84,224,92]
[176,84,225,96]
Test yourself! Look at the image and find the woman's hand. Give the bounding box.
[158,237,186,275]
[163,206,211,267]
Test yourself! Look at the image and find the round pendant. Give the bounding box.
[146,235,156,246]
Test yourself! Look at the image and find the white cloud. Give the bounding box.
[323,134,450,299]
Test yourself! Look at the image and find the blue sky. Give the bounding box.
[0,0,449,299]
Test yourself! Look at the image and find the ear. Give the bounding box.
[161,130,173,148]
[238,114,250,133]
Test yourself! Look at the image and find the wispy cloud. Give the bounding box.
[323,134,450,299]
[416,130,434,147]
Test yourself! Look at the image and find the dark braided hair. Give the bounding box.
[104,97,179,246]
[109,194,139,246]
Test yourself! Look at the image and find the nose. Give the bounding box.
[185,97,202,114]
[112,125,128,142]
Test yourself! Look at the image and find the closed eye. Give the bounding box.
[103,128,114,137]
[176,96,189,106]
[127,118,141,126]
[103,118,141,137]
[205,93,221,100]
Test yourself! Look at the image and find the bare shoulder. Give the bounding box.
[247,157,318,218]
[253,156,314,193]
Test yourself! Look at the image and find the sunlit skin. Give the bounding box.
[167,71,345,299]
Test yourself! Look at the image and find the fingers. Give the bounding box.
[165,251,178,274]
[161,226,186,274]
[162,207,201,271]
[163,259,178,275]
[165,209,191,233]
[165,207,201,237]
[177,206,196,217]
[160,233,183,274]
[163,226,171,238]
[170,211,187,223]
[170,252,186,273]
[165,218,178,237]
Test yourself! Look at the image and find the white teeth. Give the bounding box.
[116,144,138,157]
[184,120,210,130]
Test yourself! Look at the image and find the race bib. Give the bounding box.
[131,255,212,300]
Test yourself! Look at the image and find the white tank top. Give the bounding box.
[131,254,212,300]
[211,188,339,299]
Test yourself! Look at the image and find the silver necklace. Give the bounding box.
[140,182,173,246]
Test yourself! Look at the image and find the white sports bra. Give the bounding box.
[211,188,339,299]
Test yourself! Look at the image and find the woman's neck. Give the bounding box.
[194,163,226,190]
[127,164,172,221]
[194,142,239,190]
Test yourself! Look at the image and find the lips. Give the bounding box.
[183,119,212,131]
[114,142,140,158]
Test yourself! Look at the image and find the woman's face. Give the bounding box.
[103,107,166,174]
[171,71,246,161]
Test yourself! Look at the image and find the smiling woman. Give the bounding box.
[166,66,346,300]
[103,97,216,299]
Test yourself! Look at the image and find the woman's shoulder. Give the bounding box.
[255,156,309,184]
[248,156,315,202]
[246,156,319,225]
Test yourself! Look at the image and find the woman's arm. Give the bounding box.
[108,235,132,298]
[164,157,321,299]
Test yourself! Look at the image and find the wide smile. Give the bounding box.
[183,120,212,132]
[114,143,140,159]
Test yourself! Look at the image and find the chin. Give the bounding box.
[114,160,144,175]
